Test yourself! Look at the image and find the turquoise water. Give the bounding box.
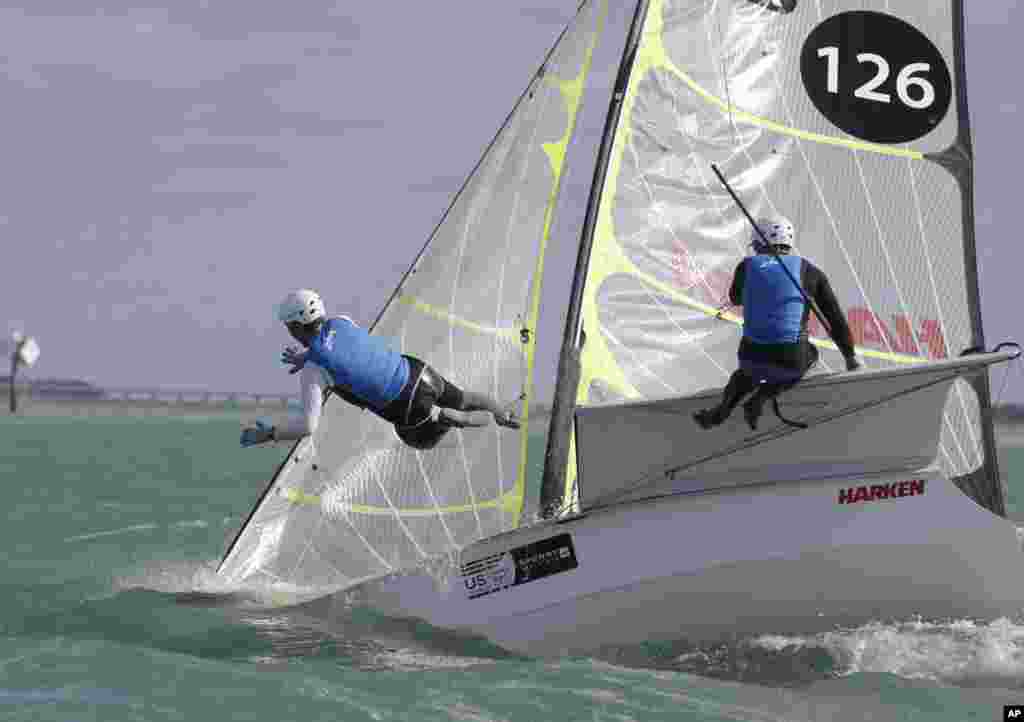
[2,412,1023,721]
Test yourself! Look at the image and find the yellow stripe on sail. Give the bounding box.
[508,0,608,526]
[397,294,520,341]
[641,0,924,161]
[668,66,925,160]
[629,262,926,366]
[281,487,521,517]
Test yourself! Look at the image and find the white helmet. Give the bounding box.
[277,289,325,325]
[750,215,795,250]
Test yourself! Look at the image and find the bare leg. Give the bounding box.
[457,391,506,415]
[435,406,492,428]
[413,364,510,429]
[456,391,520,429]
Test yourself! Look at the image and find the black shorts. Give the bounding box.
[378,355,464,427]
[737,337,819,374]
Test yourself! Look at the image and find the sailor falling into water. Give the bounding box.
[240,289,520,450]
[694,216,860,431]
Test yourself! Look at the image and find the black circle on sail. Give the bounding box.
[800,11,952,144]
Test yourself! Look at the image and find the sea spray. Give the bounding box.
[741,617,1024,688]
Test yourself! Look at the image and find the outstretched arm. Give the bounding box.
[242,364,326,446]
[274,364,326,440]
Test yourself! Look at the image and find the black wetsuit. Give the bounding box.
[729,254,856,375]
[695,251,857,430]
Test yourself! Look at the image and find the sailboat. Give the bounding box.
[217,0,1024,656]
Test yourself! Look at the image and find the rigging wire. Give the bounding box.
[715,0,740,150]
[991,344,1023,409]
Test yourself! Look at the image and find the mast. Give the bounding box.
[540,0,651,518]
[8,350,17,414]
[942,0,1005,516]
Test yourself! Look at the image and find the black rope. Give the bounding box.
[985,342,1023,408]
[991,341,1021,359]
[960,341,1021,359]
[771,398,808,429]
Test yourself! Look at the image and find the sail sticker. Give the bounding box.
[838,479,926,506]
[809,309,948,360]
[461,533,578,600]
[800,12,952,144]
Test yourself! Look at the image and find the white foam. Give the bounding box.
[69,517,219,544]
[114,558,233,594]
[361,648,496,671]
[112,557,339,607]
[746,616,1024,686]
[64,523,158,543]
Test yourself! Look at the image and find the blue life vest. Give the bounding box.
[742,255,806,344]
[306,317,410,410]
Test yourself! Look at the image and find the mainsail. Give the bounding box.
[542,0,1005,516]
[218,1,608,589]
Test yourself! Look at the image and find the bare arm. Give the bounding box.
[274,363,327,440]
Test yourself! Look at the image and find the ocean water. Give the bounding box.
[2,411,1024,721]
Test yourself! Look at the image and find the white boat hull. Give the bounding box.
[295,471,1024,656]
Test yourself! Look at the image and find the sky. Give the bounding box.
[2,0,1022,403]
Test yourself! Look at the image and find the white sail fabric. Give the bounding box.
[563,0,996,510]
[219,2,606,590]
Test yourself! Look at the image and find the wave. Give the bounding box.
[594,615,1024,690]
[752,617,1024,688]
[99,557,1024,686]
[106,558,510,669]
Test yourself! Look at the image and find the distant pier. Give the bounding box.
[3,377,297,411]
[100,387,296,407]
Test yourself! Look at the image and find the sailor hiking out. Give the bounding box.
[241,289,520,450]
[694,216,860,431]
